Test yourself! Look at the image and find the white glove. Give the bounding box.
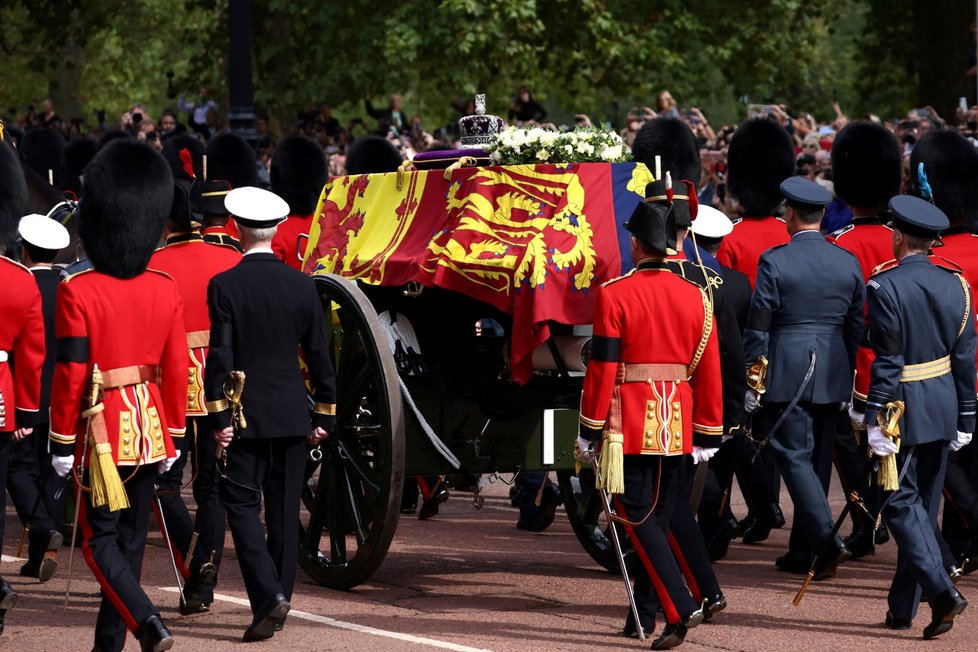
[848,404,865,429]
[950,430,973,452]
[52,455,74,478]
[692,446,719,465]
[157,449,181,474]
[867,425,898,457]
[744,389,761,414]
[575,435,597,463]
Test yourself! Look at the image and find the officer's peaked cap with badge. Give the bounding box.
[690,205,734,240]
[780,175,833,210]
[225,186,290,228]
[889,194,949,239]
[19,213,70,252]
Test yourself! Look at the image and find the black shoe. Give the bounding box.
[884,610,912,630]
[180,562,217,615]
[243,593,290,642]
[775,552,812,574]
[769,504,786,529]
[707,519,741,562]
[418,488,449,520]
[742,511,775,544]
[702,593,727,621]
[622,608,654,638]
[812,539,851,581]
[135,614,174,652]
[516,488,563,533]
[874,523,890,546]
[650,623,686,650]
[0,580,18,636]
[923,588,967,639]
[19,561,40,579]
[843,527,875,561]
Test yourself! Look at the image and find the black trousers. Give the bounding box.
[80,465,159,652]
[833,415,880,535]
[6,427,61,563]
[766,401,836,559]
[155,416,227,595]
[884,440,954,621]
[219,435,306,614]
[942,444,978,559]
[614,454,698,626]
[0,432,9,552]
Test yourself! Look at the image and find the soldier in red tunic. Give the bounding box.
[149,143,241,615]
[269,134,328,270]
[578,191,723,650]
[49,140,185,652]
[829,122,902,559]
[0,133,45,636]
[716,118,796,288]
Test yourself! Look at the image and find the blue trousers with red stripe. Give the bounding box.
[614,454,699,626]
[80,465,160,652]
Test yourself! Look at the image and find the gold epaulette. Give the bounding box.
[601,269,636,287]
[929,255,965,275]
[870,258,899,277]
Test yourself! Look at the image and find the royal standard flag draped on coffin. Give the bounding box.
[303,162,652,384]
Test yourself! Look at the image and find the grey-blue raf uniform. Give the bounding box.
[744,177,865,567]
[864,195,976,627]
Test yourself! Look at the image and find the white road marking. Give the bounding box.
[160,587,492,651]
[1,554,26,563]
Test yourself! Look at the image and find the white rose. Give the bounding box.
[536,148,550,161]
[564,144,574,154]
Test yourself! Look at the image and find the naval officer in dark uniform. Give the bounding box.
[8,214,69,582]
[864,195,975,639]
[205,186,336,642]
[743,177,864,577]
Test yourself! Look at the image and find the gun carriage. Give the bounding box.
[296,156,653,589]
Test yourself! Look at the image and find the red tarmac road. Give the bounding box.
[2,477,976,651]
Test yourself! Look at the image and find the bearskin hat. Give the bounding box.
[19,127,66,189]
[345,136,403,175]
[205,133,258,189]
[909,130,978,230]
[726,118,795,216]
[79,140,172,279]
[0,139,28,244]
[831,122,900,212]
[270,134,327,215]
[631,117,701,185]
[60,136,97,196]
[162,133,205,181]
[96,129,133,152]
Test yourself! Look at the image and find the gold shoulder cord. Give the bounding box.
[957,274,971,338]
[686,288,714,378]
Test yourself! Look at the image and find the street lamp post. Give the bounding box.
[228,0,257,145]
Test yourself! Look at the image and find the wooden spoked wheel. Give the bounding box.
[297,274,405,590]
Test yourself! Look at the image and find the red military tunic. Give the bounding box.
[832,218,894,408]
[0,257,45,431]
[201,223,241,251]
[716,216,789,288]
[934,230,978,379]
[271,213,313,270]
[49,269,187,464]
[579,260,723,454]
[149,232,241,416]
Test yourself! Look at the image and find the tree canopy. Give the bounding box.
[2,0,974,134]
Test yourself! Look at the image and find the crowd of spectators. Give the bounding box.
[7,86,978,228]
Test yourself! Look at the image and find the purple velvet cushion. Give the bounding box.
[412,148,490,170]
